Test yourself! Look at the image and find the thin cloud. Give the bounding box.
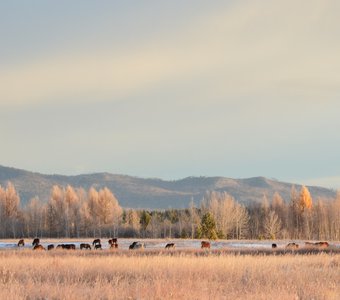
[1,0,339,108]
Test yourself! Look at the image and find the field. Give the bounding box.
[0,239,339,299]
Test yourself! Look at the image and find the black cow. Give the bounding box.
[94,243,102,250]
[165,243,175,249]
[92,239,101,246]
[129,241,144,250]
[32,238,40,246]
[80,243,91,250]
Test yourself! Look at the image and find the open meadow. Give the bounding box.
[0,239,339,299]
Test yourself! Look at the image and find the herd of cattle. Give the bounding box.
[16,238,175,251]
[15,239,331,251]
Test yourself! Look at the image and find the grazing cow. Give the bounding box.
[47,244,54,250]
[272,243,277,249]
[165,243,176,249]
[286,242,299,249]
[92,239,101,246]
[56,244,75,250]
[110,243,118,249]
[94,243,102,250]
[17,239,25,247]
[33,244,45,250]
[32,238,40,246]
[80,243,91,250]
[129,241,144,250]
[108,238,118,248]
[201,241,211,249]
[314,241,329,248]
[305,241,329,248]
[62,244,76,250]
[108,238,118,245]
[129,241,138,249]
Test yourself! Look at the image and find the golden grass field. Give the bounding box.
[0,240,339,300]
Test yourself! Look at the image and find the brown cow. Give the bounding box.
[47,244,54,250]
[17,239,25,247]
[108,238,118,248]
[286,242,299,249]
[33,244,45,250]
[305,241,329,248]
[108,238,117,245]
[201,241,211,249]
[314,241,329,248]
[80,243,91,250]
[32,238,40,246]
[110,243,118,249]
[165,243,176,249]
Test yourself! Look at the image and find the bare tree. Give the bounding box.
[264,210,282,239]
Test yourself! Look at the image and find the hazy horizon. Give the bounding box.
[1,0,339,189]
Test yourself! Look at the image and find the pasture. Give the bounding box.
[0,239,339,299]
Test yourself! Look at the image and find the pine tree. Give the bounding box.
[200,212,218,240]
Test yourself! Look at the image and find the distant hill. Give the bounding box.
[0,165,336,209]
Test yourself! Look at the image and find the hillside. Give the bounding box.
[0,165,336,209]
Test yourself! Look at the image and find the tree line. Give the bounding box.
[0,182,339,240]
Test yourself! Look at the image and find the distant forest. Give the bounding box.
[0,182,339,240]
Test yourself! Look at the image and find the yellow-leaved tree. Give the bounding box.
[299,185,313,212]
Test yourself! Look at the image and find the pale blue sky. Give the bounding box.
[1,0,340,188]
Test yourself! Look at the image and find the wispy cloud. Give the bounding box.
[1,0,339,108]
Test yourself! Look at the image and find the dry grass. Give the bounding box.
[0,248,339,300]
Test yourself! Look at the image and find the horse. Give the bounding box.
[47,244,54,250]
[56,244,64,249]
[92,239,101,246]
[80,243,91,250]
[201,241,211,249]
[286,242,299,249]
[33,244,45,250]
[32,238,40,246]
[272,243,277,249]
[17,239,25,247]
[165,243,175,249]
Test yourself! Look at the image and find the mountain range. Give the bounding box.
[0,165,336,209]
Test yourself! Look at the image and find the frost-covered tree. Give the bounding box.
[264,210,282,239]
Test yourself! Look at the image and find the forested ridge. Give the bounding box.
[0,165,335,209]
[1,182,339,240]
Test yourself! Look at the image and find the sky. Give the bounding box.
[1,0,340,189]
